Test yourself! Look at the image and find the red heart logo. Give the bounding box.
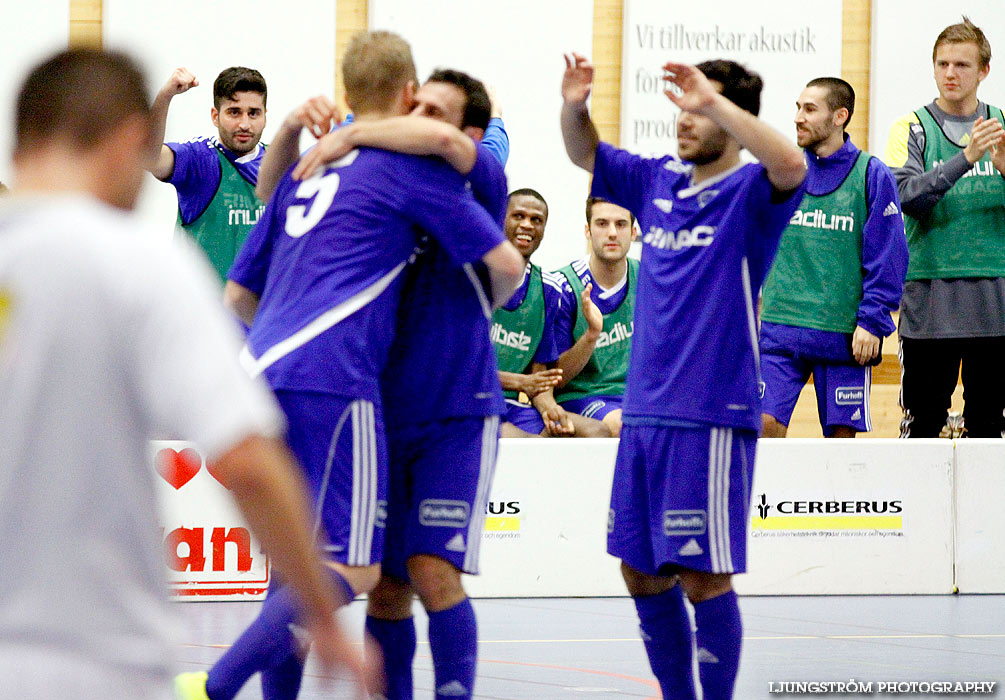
[155,448,202,489]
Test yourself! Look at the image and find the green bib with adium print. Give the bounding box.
[178,146,265,284]
[491,265,545,401]
[761,151,870,333]
[554,258,637,403]
[905,105,1005,281]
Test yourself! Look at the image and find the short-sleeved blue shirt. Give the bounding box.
[592,142,805,430]
[230,147,504,403]
[166,136,264,224]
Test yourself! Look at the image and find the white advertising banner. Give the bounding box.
[620,1,842,156]
[152,441,270,600]
[466,439,625,598]
[736,439,955,595]
[953,440,1005,593]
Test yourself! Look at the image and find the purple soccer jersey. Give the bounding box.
[591,143,805,431]
[230,148,504,403]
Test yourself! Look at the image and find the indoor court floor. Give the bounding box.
[175,595,1005,698]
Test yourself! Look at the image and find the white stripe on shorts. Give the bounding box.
[707,428,734,573]
[347,401,377,566]
[465,415,500,573]
[314,402,355,542]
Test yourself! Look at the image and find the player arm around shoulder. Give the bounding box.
[256,96,341,200]
[661,62,806,192]
[148,67,198,181]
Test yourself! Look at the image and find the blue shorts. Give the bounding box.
[503,401,544,434]
[759,322,872,435]
[560,395,622,421]
[275,391,387,567]
[609,422,757,575]
[382,415,500,581]
[761,353,872,434]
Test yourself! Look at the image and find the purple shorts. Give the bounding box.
[608,421,757,575]
[760,354,872,435]
[382,415,500,581]
[560,395,623,421]
[275,391,387,567]
[503,401,545,434]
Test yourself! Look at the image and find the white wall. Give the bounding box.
[870,2,1005,156]
[621,1,842,157]
[369,0,594,272]
[0,2,70,184]
[103,0,337,242]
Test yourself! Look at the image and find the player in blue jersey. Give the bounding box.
[148,66,269,282]
[553,196,638,437]
[174,32,523,700]
[760,78,907,439]
[243,67,521,700]
[562,54,806,699]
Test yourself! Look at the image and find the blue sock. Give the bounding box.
[261,654,304,700]
[693,590,743,700]
[365,616,417,700]
[207,570,356,700]
[633,586,697,700]
[427,599,477,699]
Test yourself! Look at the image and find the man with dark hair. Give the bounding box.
[0,48,372,698]
[885,16,1005,438]
[759,77,907,438]
[174,32,522,700]
[260,64,520,700]
[562,53,806,699]
[493,188,612,438]
[148,65,269,282]
[553,196,638,437]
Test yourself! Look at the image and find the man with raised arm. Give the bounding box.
[884,17,1005,439]
[175,33,522,700]
[561,53,805,699]
[0,48,372,699]
[235,66,523,700]
[148,66,268,282]
[760,77,907,439]
[553,196,638,437]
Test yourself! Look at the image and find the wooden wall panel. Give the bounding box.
[335,0,367,110]
[69,0,102,48]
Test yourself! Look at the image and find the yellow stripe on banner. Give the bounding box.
[484,517,520,532]
[751,516,903,530]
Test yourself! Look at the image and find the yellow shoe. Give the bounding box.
[174,672,210,700]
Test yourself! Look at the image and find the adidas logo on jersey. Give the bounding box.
[678,539,704,556]
[653,198,674,213]
[491,322,532,351]
[663,158,692,174]
[789,208,855,232]
[437,681,469,696]
[643,225,715,250]
[596,321,634,348]
[883,201,899,217]
[445,533,467,552]
[697,647,720,664]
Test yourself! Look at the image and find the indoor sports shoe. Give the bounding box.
[174,671,211,700]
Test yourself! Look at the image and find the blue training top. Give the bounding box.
[592,142,806,430]
[382,123,510,425]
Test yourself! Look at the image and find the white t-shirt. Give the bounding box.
[0,195,284,696]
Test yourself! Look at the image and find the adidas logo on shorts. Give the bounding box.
[678,538,704,556]
[697,647,720,664]
[883,201,899,217]
[437,681,468,696]
[851,408,862,421]
[445,533,466,552]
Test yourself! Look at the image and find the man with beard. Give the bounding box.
[562,54,805,700]
[148,66,268,282]
[759,77,907,438]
